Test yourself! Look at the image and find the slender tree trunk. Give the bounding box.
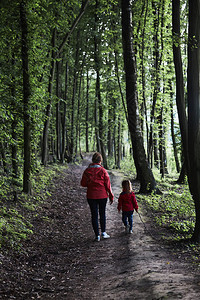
[42,28,56,166]
[148,0,161,165]
[170,99,180,173]
[20,1,31,194]
[113,96,117,166]
[153,132,159,168]
[11,56,18,179]
[107,92,113,157]
[140,0,149,146]
[94,0,107,168]
[70,73,77,160]
[56,56,62,161]
[61,63,68,163]
[177,161,186,184]
[106,54,114,157]
[86,70,89,152]
[187,0,200,242]
[70,32,80,160]
[172,0,189,172]
[121,0,159,194]
[158,105,164,178]
[75,67,83,157]
[113,44,128,122]
[117,114,121,169]
[94,95,100,152]
[0,142,8,173]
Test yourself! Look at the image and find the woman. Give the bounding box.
[81,152,114,241]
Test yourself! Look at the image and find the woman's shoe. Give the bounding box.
[101,232,110,239]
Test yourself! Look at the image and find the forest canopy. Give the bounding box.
[0,0,200,242]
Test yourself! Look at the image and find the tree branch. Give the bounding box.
[56,0,90,58]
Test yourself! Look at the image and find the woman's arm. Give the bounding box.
[104,171,114,202]
[80,171,88,187]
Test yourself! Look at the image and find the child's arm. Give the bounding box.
[117,195,122,212]
[132,193,138,212]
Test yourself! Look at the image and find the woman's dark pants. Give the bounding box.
[87,198,107,237]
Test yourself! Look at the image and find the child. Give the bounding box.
[117,180,138,234]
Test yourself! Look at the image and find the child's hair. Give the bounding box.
[122,180,132,193]
[92,152,102,163]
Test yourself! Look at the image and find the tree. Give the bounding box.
[20,0,31,194]
[121,0,159,193]
[93,0,108,168]
[187,0,200,242]
[172,0,189,174]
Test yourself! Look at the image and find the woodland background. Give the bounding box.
[0,0,200,248]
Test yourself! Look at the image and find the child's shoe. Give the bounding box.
[125,225,129,234]
[101,232,110,239]
[95,235,100,242]
[129,229,133,234]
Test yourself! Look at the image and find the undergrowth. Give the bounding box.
[0,163,67,251]
[136,172,195,239]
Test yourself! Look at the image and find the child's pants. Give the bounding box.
[122,211,134,230]
[87,198,107,237]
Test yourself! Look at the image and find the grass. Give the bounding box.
[0,162,67,251]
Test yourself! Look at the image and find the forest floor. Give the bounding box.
[1,154,200,299]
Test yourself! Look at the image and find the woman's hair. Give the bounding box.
[122,180,132,193]
[92,152,103,163]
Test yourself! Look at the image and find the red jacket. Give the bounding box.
[117,191,138,212]
[81,163,114,200]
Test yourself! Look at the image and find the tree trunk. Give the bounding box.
[42,28,56,166]
[148,0,161,165]
[94,95,100,153]
[94,0,107,168]
[172,0,189,173]
[0,142,8,174]
[153,132,159,169]
[187,0,200,242]
[11,56,18,179]
[70,33,80,161]
[75,65,84,158]
[158,105,165,178]
[20,1,31,194]
[107,92,113,157]
[121,0,159,194]
[117,114,121,169]
[140,0,149,146]
[176,161,186,184]
[61,63,68,163]
[70,72,77,160]
[170,84,180,173]
[113,42,128,123]
[56,56,62,161]
[86,70,89,153]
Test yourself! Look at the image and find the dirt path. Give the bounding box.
[1,155,200,299]
[96,170,200,300]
